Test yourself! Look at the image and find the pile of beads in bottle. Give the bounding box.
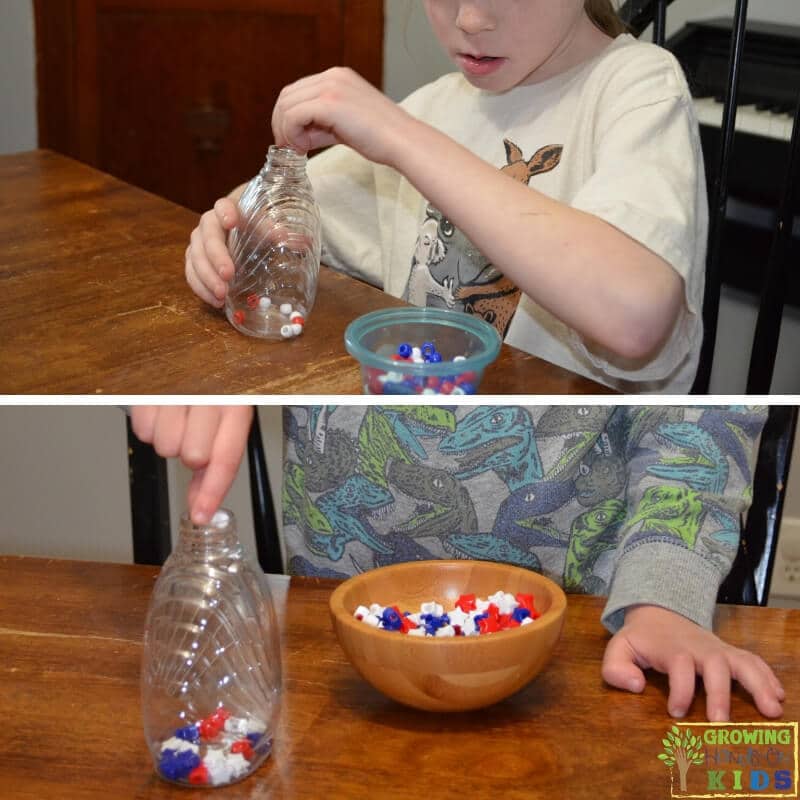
[157,707,270,786]
[366,341,479,395]
[354,591,541,636]
[230,295,306,339]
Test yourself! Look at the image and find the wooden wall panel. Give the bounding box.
[34,0,384,212]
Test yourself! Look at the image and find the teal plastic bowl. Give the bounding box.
[344,307,502,395]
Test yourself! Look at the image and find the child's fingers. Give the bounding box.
[185,243,225,307]
[700,654,731,722]
[191,407,253,525]
[729,652,785,718]
[130,406,159,444]
[181,407,222,471]
[600,634,647,694]
[199,212,236,284]
[666,652,696,719]
[151,407,189,459]
[214,197,240,231]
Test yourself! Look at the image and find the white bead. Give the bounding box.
[369,603,384,616]
[407,627,426,637]
[420,601,443,617]
[354,605,370,620]
[160,737,199,754]
[224,717,249,736]
[520,616,534,626]
[453,355,467,362]
[279,303,293,316]
[226,752,250,780]
[291,323,303,336]
[363,613,381,627]
[447,608,469,629]
[435,624,456,637]
[280,324,293,338]
[411,347,422,360]
[258,296,271,309]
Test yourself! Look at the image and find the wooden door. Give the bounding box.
[34,0,384,211]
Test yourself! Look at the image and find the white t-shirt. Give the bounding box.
[308,34,708,393]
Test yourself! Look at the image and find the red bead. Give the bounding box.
[246,293,259,308]
[456,371,478,384]
[231,740,255,760]
[455,594,476,612]
[426,376,442,390]
[515,593,534,610]
[440,380,455,394]
[478,616,500,634]
[209,707,230,726]
[367,369,385,394]
[233,310,245,325]
[199,717,222,740]
[188,765,210,785]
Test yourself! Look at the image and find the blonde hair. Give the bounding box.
[584,0,629,37]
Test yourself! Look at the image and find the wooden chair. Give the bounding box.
[127,409,284,573]
[619,0,800,394]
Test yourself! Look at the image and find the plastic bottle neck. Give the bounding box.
[262,145,309,182]
[176,509,244,561]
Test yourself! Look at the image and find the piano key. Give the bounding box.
[692,96,793,142]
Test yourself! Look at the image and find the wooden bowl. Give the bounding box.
[329,560,567,711]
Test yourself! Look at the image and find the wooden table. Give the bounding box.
[1,556,797,799]
[0,150,610,395]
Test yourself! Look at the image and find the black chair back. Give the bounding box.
[717,405,798,605]
[619,0,800,394]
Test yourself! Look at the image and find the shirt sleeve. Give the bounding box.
[306,144,384,288]
[569,45,708,383]
[601,406,768,633]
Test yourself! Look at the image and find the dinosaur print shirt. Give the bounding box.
[281,406,767,633]
[307,34,707,393]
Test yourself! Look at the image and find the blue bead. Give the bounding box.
[174,724,200,743]
[159,748,200,781]
[429,352,443,363]
[459,382,476,394]
[512,607,531,623]
[381,607,403,631]
[397,343,412,358]
[421,341,436,356]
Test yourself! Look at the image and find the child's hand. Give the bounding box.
[130,406,253,525]
[601,604,785,721]
[271,67,415,166]
[185,197,241,308]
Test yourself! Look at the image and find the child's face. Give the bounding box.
[423,0,592,91]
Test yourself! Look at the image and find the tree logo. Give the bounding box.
[658,725,704,793]
[657,723,797,797]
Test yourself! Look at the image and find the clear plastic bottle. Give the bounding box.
[225,145,321,339]
[141,509,282,788]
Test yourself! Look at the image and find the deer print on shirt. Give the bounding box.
[403,139,563,337]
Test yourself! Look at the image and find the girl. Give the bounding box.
[186,0,707,393]
[131,403,785,725]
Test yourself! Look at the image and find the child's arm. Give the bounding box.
[602,604,785,721]
[271,67,684,361]
[598,406,780,721]
[130,406,252,524]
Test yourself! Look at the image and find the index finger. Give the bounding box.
[190,407,253,524]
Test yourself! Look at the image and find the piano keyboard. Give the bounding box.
[693,96,795,142]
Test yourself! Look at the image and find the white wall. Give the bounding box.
[0,0,36,155]
[0,406,285,568]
